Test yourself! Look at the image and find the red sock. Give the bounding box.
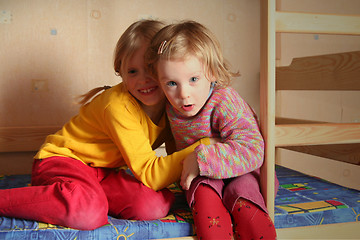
[191,184,233,240]
[231,198,276,240]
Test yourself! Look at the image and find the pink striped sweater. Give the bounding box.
[167,87,264,179]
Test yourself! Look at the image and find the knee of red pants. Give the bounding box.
[66,211,108,230]
[51,182,109,230]
[119,188,175,220]
[0,182,108,231]
[29,157,109,230]
[63,203,109,230]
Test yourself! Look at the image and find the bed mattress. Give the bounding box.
[0,165,359,239]
[275,165,360,228]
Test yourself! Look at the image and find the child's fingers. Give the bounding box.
[181,181,190,190]
[181,174,194,191]
[180,177,187,190]
[180,172,190,190]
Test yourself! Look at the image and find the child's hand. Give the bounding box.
[180,152,200,190]
[209,138,221,144]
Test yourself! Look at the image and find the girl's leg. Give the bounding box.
[0,157,108,230]
[231,198,276,240]
[191,183,233,240]
[223,174,276,239]
[100,169,175,220]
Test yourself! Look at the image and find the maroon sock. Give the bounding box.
[232,198,276,240]
[191,184,233,240]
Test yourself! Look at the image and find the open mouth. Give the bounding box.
[182,104,194,111]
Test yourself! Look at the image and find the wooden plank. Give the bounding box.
[0,126,60,152]
[277,149,360,191]
[275,123,360,147]
[276,11,360,35]
[283,143,360,165]
[276,221,360,239]
[276,51,360,90]
[157,221,360,239]
[0,151,34,174]
[275,117,326,124]
[260,0,277,221]
[154,238,197,240]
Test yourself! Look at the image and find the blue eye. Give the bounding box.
[166,81,177,87]
[190,77,198,82]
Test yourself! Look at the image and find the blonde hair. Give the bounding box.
[78,19,165,105]
[146,20,240,88]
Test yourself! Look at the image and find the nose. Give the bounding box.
[179,85,190,99]
[144,71,155,83]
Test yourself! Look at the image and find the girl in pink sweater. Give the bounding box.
[147,21,277,240]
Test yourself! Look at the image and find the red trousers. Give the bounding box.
[0,157,174,230]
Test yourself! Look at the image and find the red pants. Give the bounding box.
[0,157,174,230]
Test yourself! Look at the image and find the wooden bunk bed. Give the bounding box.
[260,0,360,239]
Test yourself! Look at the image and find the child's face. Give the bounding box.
[157,55,214,117]
[123,43,165,108]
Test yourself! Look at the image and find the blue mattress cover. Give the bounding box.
[274,165,360,228]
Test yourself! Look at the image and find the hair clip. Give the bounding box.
[157,40,167,54]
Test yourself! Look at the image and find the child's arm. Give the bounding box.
[105,103,211,191]
[180,152,199,190]
[195,88,264,179]
[181,138,220,190]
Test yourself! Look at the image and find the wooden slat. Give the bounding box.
[277,221,360,239]
[276,51,360,90]
[260,0,276,221]
[0,126,60,152]
[275,123,360,147]
[275,117,326,124]
[276,11,360,35]
[154,238,197,240]
[283,143,360,165]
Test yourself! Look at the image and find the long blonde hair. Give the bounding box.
[78,19,165,105]
[146,20,240,88]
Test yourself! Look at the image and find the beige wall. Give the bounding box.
[0,0,261,128]
[3,0,357,128]
[1,0,359,176]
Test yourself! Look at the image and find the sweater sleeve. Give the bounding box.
[196,89,264,179]
[104,101,210,191]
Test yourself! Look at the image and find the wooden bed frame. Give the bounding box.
[260,0,360,238]
[1,1,360,239]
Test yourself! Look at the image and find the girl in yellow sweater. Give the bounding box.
[0,20,208,230]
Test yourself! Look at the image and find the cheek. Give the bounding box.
[164,91,177,104]
[158,81,166,91]
[123,76,135,88]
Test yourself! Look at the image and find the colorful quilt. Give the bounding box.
[1,165,359,239]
